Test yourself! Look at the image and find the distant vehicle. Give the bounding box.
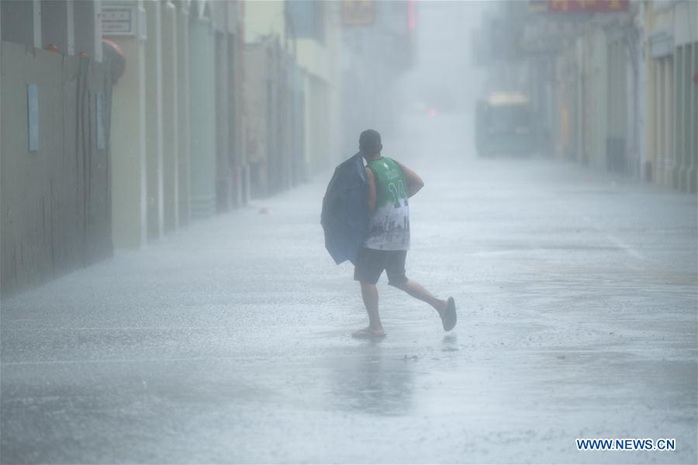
[475,92,536,157]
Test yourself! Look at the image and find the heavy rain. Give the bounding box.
[0,0,696,463]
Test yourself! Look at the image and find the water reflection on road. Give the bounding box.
[330,342,414,417]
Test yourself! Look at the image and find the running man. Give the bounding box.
[352,129,457,338]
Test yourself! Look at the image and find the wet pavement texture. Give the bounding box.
[1,114,696,464]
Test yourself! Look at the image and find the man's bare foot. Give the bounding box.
[352,327,386,339]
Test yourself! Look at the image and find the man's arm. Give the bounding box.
[396,161,424,197]
[365,167,377,212]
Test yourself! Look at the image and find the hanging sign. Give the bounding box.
[102,4,137,36]
[548,0,629,12]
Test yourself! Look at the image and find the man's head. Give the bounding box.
[359,129,382,158]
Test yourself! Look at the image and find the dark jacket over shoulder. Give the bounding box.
[321,152,369,265]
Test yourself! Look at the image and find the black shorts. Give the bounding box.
[353,248,408,286]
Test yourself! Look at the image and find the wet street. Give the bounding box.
[1,114,696,464]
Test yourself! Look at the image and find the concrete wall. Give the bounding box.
[162,1,178,231]
[643,0,697,192]
[245,0,342,176]
[109,2,148,249]
[1,42,112,296]
[606,28,629,175]
[671,1,697,192]
[553,14,637,175]
[243,42,270,198]
[587,27,609,170]
[188,8,216,218]
[296,2,342,172]
[1,1,36,48]
[109,0,244,245]
[243,37,307,199]
[212,1,246,211]
[176,4,192,226]
[244,0,285,42]
[145,0,164,239]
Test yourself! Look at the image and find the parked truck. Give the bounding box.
[475,92,536,157]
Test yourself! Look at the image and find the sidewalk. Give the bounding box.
[1,114,696,464]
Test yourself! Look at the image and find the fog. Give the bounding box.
[397,0,487,115]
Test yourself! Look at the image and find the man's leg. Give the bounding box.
[353,249,387,338]
[393,279,447,315]
[386,251,457,331]
[359,281,385,335]
[394,279,457,331]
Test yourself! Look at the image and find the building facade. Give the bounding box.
[0,0,416,296]
[1,0,111,295]
[644,0,697,191]
[475,0,697,193]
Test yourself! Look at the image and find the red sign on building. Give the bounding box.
[548,0,629,12]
